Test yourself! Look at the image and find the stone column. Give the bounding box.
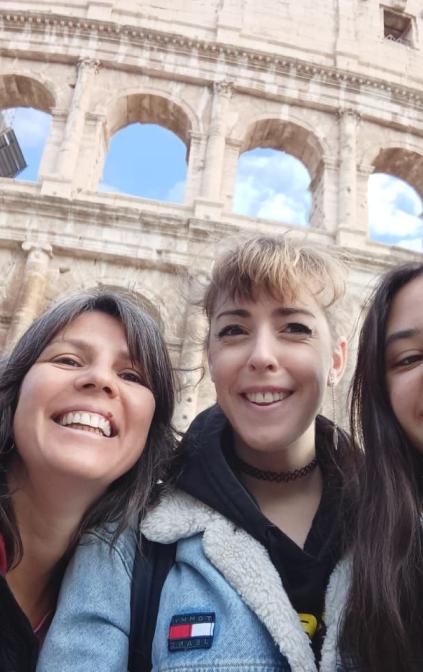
[310,157,339,234]
[56,58,100,183]
[173,300,208,432]
[222,138,242,211]
[184,131,208,203]
[336,109,363,246]
[201,81,233,202]
[357,161,374,241]
[74,112,108,192]
[6,242,52,347]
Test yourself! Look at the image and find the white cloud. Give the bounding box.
[165,179,185,202]
[233,150,311,226]
[397,237,423,252]
[4,108,51,150]
[368,173,423,242]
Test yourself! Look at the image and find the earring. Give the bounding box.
[329,372,338,452]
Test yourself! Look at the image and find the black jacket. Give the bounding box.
[0,574,38,672]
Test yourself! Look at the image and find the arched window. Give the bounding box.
[233,147,311,226]
[100,122,186,202]
[99,93,192,203]
[1,107,51,181]
[369,148,423,251]
[369,173,422,251]
[0,75,54,181]
[232,119,322,227]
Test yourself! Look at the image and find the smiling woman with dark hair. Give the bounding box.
[340,262,423,672]
[0,288,176,671]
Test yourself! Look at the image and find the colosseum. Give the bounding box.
[0,0,422,427]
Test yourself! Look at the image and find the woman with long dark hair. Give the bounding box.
[0,288,176,671]
[341,262,423,672]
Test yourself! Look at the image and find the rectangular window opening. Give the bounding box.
[383,8,413,46]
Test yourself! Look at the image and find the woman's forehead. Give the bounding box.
[212,285,324,316]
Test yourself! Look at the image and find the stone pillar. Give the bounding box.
[336,109,364,246]
[357,162,374,241]
[201,81,233,202]
[310,157,338,234]
[74,112,108,192]
[173,301,208,432]
[184,131,208,203]
[6,242,52,347]
[222,138,242,211]
[56,58,100,183]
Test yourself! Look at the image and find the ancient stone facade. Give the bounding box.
[0,0,423,427]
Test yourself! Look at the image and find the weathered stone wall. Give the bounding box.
[0,0,422,428]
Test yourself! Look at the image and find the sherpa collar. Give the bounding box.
[143,490,348,672]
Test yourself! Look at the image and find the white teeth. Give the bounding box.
[245,391,289,404]
[57,411,112,437]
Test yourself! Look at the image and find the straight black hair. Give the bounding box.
[341,262,423,672]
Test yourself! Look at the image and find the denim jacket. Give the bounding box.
[37,491,351,672]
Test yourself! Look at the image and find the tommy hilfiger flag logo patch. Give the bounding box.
[168,612,215,652]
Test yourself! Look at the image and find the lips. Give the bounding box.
[54,410,115,437]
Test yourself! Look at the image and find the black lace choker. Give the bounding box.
[232,453,318,482]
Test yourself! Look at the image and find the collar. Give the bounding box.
[143,490,342,672]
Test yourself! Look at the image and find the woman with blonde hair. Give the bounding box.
[38,236,357,672]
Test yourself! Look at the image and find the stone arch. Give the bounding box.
[0,74,55,112]
[45,272,166,333]
[239,117,325,182]
[96,90,197,199]
[372,147,423,198]
[231,117,325,227]
[103,91,196,148]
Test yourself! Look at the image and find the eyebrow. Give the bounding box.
[385,328,422,348]
[215,307,316,320]
[46,338,132,362]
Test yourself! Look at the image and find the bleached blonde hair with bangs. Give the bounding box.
[203,235,349,339]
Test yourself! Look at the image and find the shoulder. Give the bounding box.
[76,524,138,579]
[142,489,216,543]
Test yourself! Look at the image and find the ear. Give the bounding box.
[328,337,348,385]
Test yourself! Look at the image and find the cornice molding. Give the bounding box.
[1,10,423,109]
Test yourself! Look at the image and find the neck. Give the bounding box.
[232,425,322,548]
[233,423,316,473]
[6,459,100,626]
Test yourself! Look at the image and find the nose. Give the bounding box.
[247,329,278,372]
[74,364,118,397]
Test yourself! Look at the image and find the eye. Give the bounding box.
[217,324,247,338]
[52,355,81,367]
[283,322,313,336]
[393,353,423,368]
[119,370,144,384]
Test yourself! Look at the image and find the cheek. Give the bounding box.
[13,371,41,439]
[387,377,407,423]
[131,391,156,439]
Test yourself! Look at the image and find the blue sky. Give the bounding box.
[4,107,423,252]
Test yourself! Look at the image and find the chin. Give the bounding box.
[238,433,283,453]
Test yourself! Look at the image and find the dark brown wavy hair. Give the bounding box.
[341,262,423,672]
[0,288,177,567]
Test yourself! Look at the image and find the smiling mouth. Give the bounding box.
[54,411,115,438]
[243,391,292,405]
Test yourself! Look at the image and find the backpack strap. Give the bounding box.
[128,534,177,672]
